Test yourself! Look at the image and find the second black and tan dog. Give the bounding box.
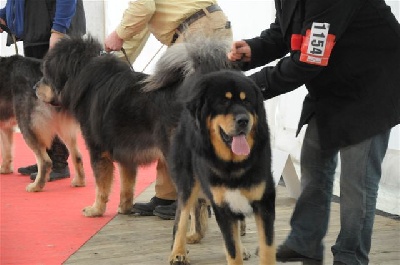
[146,37,276,264]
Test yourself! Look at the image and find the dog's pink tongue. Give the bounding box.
[231,135,250,156]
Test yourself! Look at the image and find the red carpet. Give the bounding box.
[0,133,156,265]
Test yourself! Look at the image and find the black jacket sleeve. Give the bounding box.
[245,0,363,99]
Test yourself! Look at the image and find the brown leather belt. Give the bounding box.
[177,4,222,33]
[171,4,222,43]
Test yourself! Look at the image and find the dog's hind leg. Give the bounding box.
[187,197,208,244]
[169,180,201,265]
[82,151,114,217]
[117,163,137,214]
[0,126,14,174]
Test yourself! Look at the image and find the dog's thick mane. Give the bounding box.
[143,36,234,92]
[43,35,103,94]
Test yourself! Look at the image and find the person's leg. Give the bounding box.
[331,129,390,265]
[132,159,176,216]
[46,136,70,174]
[279,117,339,261]
[154,158,177,200]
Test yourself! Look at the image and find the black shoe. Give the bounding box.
[333,261,347,265]
[30,167,70,181]
[132,196,176,216]
[276,244,322,263]
[153,201,177,220]
[18,164,38,175]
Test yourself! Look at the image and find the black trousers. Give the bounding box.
[23,44,69,169]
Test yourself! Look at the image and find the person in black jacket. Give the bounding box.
[0,0,86,181]
[228,0,400,264]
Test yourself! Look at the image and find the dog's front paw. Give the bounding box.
[71,177,86,187]
[0,164,13,174]
[82,206,104,217]
[26,183,44,192]
[169,254,190,265]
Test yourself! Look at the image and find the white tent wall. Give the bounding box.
[0,0,399,215]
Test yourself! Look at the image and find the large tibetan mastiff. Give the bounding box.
[147,40,276,264]
[35,35,185,217]
[0,55,85,192]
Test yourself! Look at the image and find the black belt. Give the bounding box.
[171,4,222,44]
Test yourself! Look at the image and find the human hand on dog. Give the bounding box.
[50,30,64,49]
[0,18,6,33]
[227,40,251,62]
[104,30,123,52]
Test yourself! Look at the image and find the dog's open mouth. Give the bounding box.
[220,128,250,156]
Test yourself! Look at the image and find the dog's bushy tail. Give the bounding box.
[143,35,233,92]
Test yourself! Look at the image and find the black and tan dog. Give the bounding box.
[0,55,85,191]
[35,35,186,217]
[148,41,276,264]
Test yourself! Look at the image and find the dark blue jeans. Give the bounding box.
[284,117,390,265]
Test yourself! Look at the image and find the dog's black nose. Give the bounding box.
[236,114,249,129]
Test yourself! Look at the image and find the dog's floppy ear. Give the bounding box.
[186,79,208,129]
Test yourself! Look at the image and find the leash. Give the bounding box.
[0,23,19,55]
[121,47,134,72]
[141,44,165,72]
[100,45,164,73]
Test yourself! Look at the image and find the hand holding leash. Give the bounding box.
[104,30,123,53]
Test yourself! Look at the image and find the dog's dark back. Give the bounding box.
[41,36,184,165]
[0,55,42,122]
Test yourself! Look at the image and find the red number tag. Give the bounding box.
[300,22,336,66]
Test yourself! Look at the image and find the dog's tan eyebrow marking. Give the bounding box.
[240,92,246,100]
[225,92,232,99]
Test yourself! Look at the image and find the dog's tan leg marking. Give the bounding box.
[169,181,201,265]
[224,221,245,265]
[0,127,14,174]
[187,198,208,244]
[26,147,52,192]
[83,152,114,217]
[64,136,85,187]
[254,214,276,265]
[117,164,137,214]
